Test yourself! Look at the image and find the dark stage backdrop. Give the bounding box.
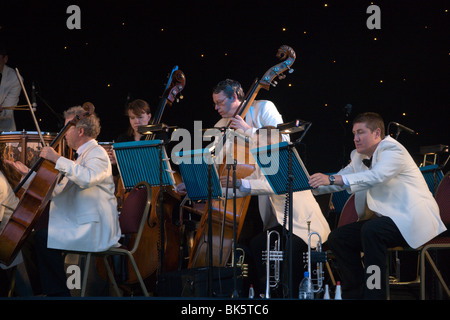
[1,0,449,173]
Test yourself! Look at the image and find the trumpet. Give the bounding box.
[303,221,327,295]
[262,230,283,299]
[228,247,248,278]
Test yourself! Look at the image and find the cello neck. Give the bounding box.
[146,67,185,140]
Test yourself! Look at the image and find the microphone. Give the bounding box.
[391,122,415,135]
[31,81,37,108]
[344,104,352,117]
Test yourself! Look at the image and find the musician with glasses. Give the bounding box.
[10,105,121,296]
[212,79,287,139]
[309,112,446,299]
[220,126,331,297]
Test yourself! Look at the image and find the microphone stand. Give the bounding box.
[216,129,241,298]
[35,91,65,128]
[207,160,213,297]
[231,159,239,298]
[158,141,165,275]
[284,122,312,298]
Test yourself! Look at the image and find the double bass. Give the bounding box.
[97,67,186,291]
[0,103,94,266]
[188,45,296,268]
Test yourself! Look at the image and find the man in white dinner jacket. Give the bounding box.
[211,79,289,240]
[309,112,446,299]
[0,46,21,131]
[14,105,121,296]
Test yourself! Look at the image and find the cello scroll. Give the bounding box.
[166,70,186,105]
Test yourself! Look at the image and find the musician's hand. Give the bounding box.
[5,159,30,176]
[175,182,187,195]
[228,115,251,133]
[309,173,343,188]
[40,146,61,164]
[219,176,241,188]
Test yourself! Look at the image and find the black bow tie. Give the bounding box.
[362,157,372,168]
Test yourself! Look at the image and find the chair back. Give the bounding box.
[337,193,358,228]
[435,172,450,225]
[119,181,151,239]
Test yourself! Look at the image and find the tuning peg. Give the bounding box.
[288,68,294,74]
[278,74,286,80]
[271,81,278,87]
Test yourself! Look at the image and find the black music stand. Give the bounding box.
[175,147,223,297]
[250,123,312,298]
[113,139,175,274]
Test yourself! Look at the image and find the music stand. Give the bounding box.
[250,140,313,298]
[113,139,175,188]
[113,139,175,274]
[176,148,222,201]
[175,148,222,297]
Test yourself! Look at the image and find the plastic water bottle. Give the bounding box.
[248,284,255,299]
[334,281,342,300]
[323,284,330,299]
[298,271,314,299]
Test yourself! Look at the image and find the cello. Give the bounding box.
[0,102,94,266]
[96,67,186,291]
[188,45,296,268]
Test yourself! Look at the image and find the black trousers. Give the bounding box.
[327,216,407,299]
[249,225,308,298]
[26,228,71,296]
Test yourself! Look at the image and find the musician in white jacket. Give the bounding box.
[13,105,121,296]
[0,47,21,131]
[309,112,446,299]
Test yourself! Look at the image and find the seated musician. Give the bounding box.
[10,106,121,296]
[220,126,331,297]
[212,79,288,140]
[0,44,21,131]
[176,78,290,239]
[309,112,446,299]
[116,99,153,142]
[0,148,21,295]
[109,98,170,164]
